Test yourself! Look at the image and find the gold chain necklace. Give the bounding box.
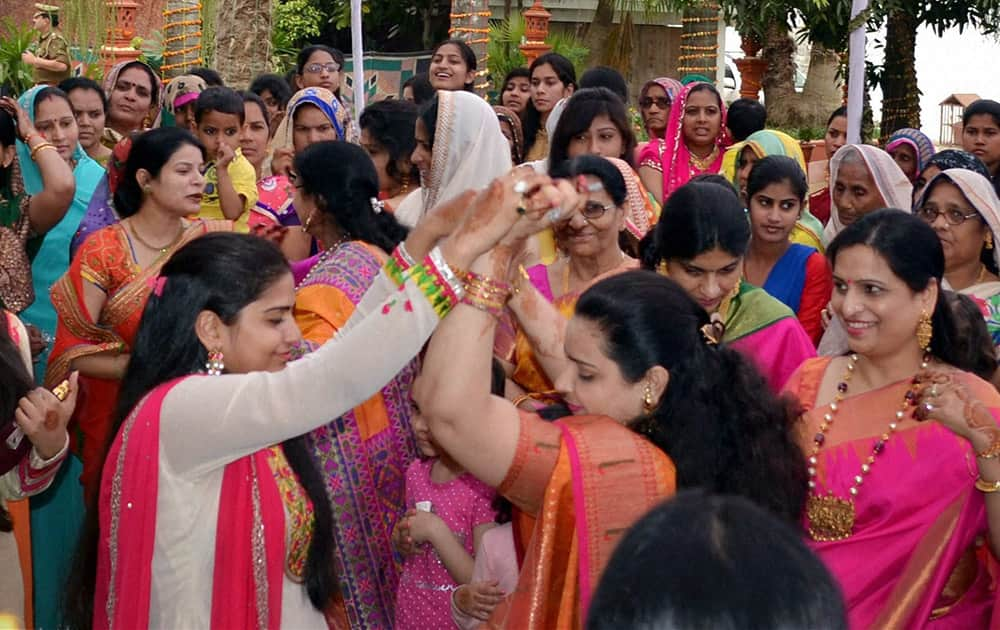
[127,219,184,255]
[805,352,928,541]
[688,145,720,172]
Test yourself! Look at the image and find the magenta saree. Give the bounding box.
[785,357,1000,629]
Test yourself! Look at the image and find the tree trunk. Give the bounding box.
[580,0,616,68]
[679,1,720,80]
[879,9,919,142]
[761,22,842,129]
[162,0,203,80]
[504,0,511,20]
[213,0,271,86]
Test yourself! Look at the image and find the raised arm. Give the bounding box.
[418,176,577,488]
[506,271,570,388]
[161,185,526,476]
[0,97,75,235]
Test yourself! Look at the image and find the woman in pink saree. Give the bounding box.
[636,82,729,205]
[783,209,1000,628]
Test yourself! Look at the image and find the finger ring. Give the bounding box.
[930,384,939,398]
[513,180,530,194]
[52,379,70,402]
[546,207,563,223]
[924,402,934,413]
[516,206,527,215]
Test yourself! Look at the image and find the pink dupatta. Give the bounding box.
[94,378,285,629]
[637,82,729,201]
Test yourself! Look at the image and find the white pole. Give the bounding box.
[350,0,365,126]
[715,14,726,91]
[846,0,868,144]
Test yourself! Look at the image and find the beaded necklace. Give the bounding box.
[805,352,929,541]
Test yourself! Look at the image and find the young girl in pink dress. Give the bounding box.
[393,377,498,629]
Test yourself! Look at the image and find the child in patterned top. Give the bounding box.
[392,365,502,629]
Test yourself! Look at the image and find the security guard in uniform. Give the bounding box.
[23,3,71,85]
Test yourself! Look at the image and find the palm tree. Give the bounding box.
[162,0,203,80]
[213,0,272,86]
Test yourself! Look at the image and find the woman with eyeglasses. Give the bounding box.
[635,77,682,168]
[292,45,357,143]
[915,168,1000,357]
[495,155,638,404]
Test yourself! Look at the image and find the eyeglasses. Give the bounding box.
[916,205,982,227]
[639,96,670,110]
[304,62,340,74]
[581,200,614,221]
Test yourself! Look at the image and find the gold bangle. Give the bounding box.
[975,476,1000,493]
[30,142,56,161]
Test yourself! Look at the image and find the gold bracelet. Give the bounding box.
[977,440,1000,460]
[30,142,56,161]
[975,476,1000,493]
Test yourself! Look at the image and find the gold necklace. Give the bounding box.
[805,352,929,541]
[127,219,183,255]
[688,145,720,172]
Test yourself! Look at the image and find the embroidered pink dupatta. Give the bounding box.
[785,358,1000,629]
[637,82,729,201]
[94,378,285,629]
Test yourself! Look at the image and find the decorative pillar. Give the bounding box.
[449,0,492,95]
[733,35,767,100]
[101,1,141,76]
[161,0,204,81]
[519,0,552,67]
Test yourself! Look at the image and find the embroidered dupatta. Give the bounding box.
[489,413,676,628]
[94,379,284,630]
[293,241,419,628]
[46,220,230,500]
[784,358,1000,629]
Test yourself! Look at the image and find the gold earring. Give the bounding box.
[302,210,315,233]
[917,309,933,351]
[642,383,655,414]
[987,232,994,250]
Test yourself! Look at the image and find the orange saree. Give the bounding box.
[46,219,230,500]
[486,412,675,628]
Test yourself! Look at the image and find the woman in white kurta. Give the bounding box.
[72,171,571,629]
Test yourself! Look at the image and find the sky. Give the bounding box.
[725,24,998,145]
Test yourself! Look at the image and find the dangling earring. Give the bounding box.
[302,210,315,234]
[987,232,994,250]
[916,309,933,351]
[400,173,411,195]
[205,349,225,375]
[642,383,655,414]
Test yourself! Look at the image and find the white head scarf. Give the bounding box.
[823,144,913,243]
[395,91,513,228]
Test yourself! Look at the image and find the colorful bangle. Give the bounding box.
[385,254,408,288]
[406,247,463,319]
[396,242,416,268]
[428,247,466,300]
[461,272,511,319]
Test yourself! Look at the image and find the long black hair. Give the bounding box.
[114,127,207,218]
[64,234,337,627]
[826,209,968,370]
[640,180,749,269]
[746,155,808,203]
[575,272,808,522]
[0,316,34,532]
[588,491,846,630]
[548,87,636,169]
[431,38,477,92]
[359,99,420,187]
[522,53,576,159]
[294,141,408,252]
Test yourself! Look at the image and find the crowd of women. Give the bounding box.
[4,34,1000,629]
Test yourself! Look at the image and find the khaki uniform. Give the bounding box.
[32,31,71,85]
